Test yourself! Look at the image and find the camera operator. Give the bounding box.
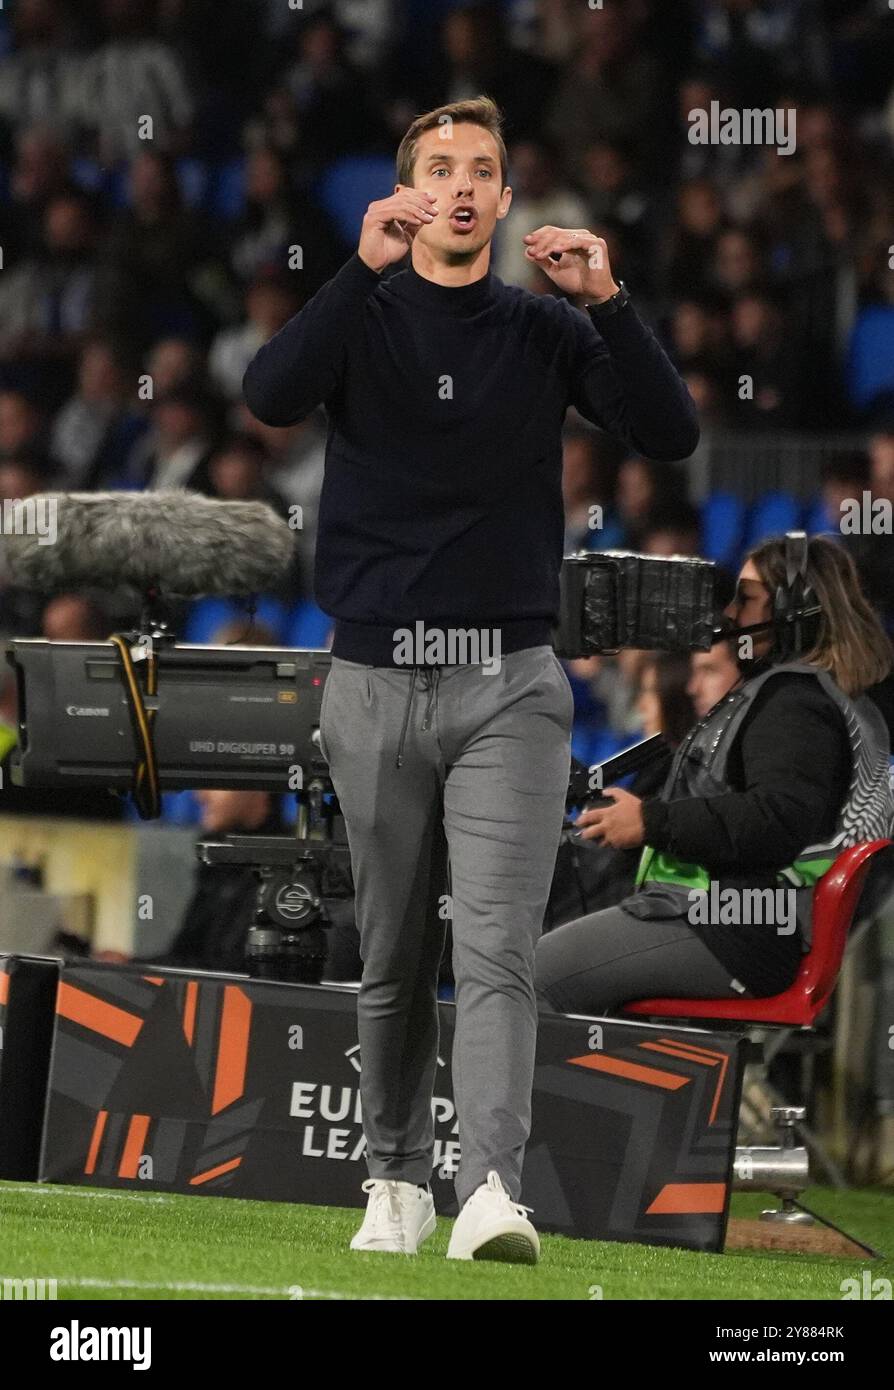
[536,537,894,1015]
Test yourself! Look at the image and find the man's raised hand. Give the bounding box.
[523,226,619,301]
[358,187,439,273]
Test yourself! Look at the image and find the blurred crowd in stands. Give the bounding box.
[0,0,893,823]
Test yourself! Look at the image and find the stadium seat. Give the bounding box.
[209,157,247,220]
[621,840,894,1200]
[742,491,801,548]
[569,726,637,778]
[847,306,894,413]
[70,156,107,194]
[803,495,837,536]
[106,163,131,208]
[313,155,397,245]
[570,725,597,766]
[183,595,289,645]
[563,668,604,720]
[281,789,338,825]
[123,789,201,826]
[175,157,209,209]
[700,491,745,570]
[621,839,892,1026]
[183,597,241,644]
[159,790,202,827]
[283,598,333,648]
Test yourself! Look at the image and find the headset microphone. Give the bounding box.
[709,532,822,660]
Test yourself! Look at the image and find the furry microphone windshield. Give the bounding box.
[0,489,297,598]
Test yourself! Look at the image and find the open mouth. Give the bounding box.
[448,208,477,233]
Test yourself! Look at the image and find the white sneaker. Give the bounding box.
[446,1170,540,1264]
[349,1178,436,1255]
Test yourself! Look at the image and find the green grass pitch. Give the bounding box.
[0,1181,890,1301]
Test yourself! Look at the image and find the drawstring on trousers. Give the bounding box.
[396,666,440,768]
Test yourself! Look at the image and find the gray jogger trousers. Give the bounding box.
[318,644,573,1207]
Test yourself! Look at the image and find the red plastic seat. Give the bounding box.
[621,839,892,1027]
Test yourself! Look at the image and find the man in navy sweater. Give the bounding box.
[243,96,698,1263]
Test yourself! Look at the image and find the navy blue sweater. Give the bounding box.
[243,253,699,665]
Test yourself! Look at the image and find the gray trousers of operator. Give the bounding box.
[318,644,573,1208]
[534,904,750,1016]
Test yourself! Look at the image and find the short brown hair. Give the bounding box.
[396,95,508,190]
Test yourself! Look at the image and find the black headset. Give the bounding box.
[711,530,823,660]
[769,530,822,662]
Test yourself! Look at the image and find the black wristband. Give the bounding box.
[586,281,631,319]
